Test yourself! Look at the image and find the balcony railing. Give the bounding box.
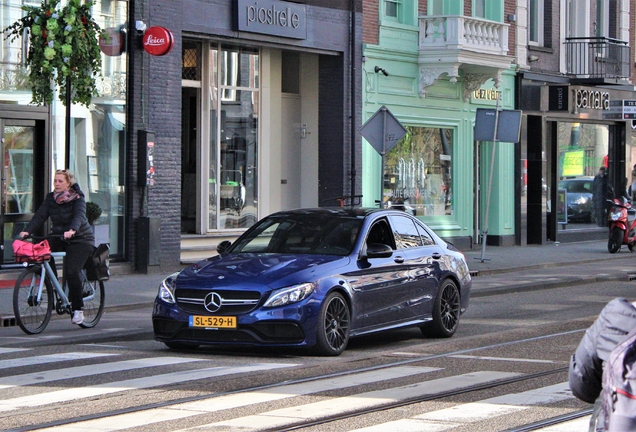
[419,15,508,55]
[564,37,630,80]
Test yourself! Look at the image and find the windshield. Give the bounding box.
[231,214,363,256]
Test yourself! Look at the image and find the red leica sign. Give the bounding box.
[142,26,174,56]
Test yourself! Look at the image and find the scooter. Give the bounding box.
[607,196,636,253]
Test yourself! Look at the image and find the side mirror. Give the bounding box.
[216,240,232,254]
[364,243,393,259]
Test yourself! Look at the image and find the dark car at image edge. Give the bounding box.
[152,207,472,356]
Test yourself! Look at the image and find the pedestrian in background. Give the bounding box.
[593,167,608,226]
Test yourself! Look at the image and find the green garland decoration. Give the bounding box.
[3,0,103,107]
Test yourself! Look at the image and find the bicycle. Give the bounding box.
[12,236,106,335]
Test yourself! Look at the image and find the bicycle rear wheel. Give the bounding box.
[79,277,104,328]
[13,266,53,335]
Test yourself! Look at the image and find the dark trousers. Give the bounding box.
[49,239,95,311]
[595,206,606,227]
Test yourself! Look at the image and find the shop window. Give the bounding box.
[282,51,299,94]
[208,44,259,231]
[557,122,609,227]
[383,127,453,217]
[182,42,201,81]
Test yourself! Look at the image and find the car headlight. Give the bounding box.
[264,283,315,308]
[157,271,180,304]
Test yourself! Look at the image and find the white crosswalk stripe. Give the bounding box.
[0,348,589,432]
[0,352,119,370]
[198,371,522,431]
[36,366,441,431]
[349,382,575,432]
[0,362,295,413]
[0,356,200,389]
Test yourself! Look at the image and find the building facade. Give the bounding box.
[516,0,636,245]
[362,0,636,249]
[0,0,363,270]
[362,0,518,249]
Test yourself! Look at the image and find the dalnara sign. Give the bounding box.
[234,0,307,39]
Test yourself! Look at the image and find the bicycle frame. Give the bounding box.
[13,248,106,334]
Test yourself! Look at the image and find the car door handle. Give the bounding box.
[432,252,442,259]
[394,256,404,263]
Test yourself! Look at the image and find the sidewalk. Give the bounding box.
[1,239,635,321]
[465,239,636,294]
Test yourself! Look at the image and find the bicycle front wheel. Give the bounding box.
[79,278,105,328]
[13,266,53,335]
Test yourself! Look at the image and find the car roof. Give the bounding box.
[267,207,403,219]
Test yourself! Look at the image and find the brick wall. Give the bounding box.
[505,0,516,58]
[363,0,379,45]
[527,0,560,74]
[129,0,184,271]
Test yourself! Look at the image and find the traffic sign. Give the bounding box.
[359,106,407,155]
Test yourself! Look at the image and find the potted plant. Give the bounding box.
[2,0,103,106]
[86,201,102,226]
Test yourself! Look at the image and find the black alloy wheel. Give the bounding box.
[314,292,350,356]
[421,279,460,338]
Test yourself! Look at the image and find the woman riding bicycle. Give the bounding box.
[19,169,94,325]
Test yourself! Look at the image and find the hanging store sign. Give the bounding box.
[548,86,568,111]
[605,100,636,120]
[142,26,174,56]
[99,27,125,56]
[235,0,307,39]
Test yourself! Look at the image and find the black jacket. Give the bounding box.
[569,298,636,404]
[25,183,94,245]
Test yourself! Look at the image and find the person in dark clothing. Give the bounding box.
[569,298,636,431]
[19,169,94,325]
[592,167,608,226]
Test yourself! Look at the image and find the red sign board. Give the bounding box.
[99,28,125,56]
[142,26,174,56]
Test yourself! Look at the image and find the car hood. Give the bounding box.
[177,253,349,289]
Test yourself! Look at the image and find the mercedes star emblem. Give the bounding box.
[203,292,223,313]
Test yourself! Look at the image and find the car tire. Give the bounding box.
[608,227,623,253]
[314,292,350,356]
[420,279,460,338]
[164,341,200,350]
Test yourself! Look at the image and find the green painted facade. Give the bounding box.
[362,4,516,246]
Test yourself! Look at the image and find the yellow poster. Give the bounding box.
[562,150,585,177]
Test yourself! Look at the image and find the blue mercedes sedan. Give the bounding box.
[152,208,472,356]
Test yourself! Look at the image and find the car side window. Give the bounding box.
[366,220,395,250]
[388,215,423,249]
[414,221,435,245]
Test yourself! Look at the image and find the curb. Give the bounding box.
[471,272,635,297]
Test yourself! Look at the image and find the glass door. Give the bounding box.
[1,120,39,263]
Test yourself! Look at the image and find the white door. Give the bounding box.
[280,94,302,211]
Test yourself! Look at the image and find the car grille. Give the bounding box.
[153,322,304,344]
[174,288,261,314]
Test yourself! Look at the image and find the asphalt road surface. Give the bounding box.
[0,279,634,431]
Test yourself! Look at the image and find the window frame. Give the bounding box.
[528,0,544,46]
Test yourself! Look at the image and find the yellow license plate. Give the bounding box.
[189,315,237,328]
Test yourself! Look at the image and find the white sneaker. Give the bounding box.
[72,310,84,325]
